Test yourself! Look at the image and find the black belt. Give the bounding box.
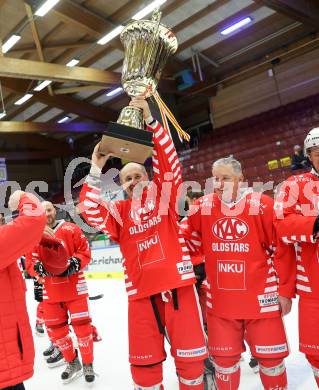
[150,289,179,335]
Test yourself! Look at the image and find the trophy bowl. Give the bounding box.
[120,19,178,98]
[99,13,178,164]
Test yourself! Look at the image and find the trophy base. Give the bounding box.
[99,122,154,163]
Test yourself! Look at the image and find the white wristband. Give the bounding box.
[145,115,154,125]
[89,163,102,178]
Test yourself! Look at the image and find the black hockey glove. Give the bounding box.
[58,257,81,277]
[194,263,206,287]
[33,280,43,302]
[34,261,50,278]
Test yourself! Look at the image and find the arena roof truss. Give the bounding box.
[0,0,317,160]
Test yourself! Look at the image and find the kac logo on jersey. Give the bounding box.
[212,217,249,241]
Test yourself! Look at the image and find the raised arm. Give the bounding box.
[129,97,183,213]
[79,144,122,242]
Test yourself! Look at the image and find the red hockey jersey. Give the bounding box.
[179,218,205,266]
[181,190,295,319]
[274,169,319,298]
[79,120,195,301]
[26,220,91,302]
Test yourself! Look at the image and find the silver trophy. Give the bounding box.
[99,10,178,163]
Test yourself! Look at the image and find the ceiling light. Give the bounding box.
[34,80,52,91]
[132,0,167,20]
[221,17,252,36]
[35,0,60,17]
[106,87,123,97]
[2,34,21,54]
[97,25,124,45]
[14,94,33,105]
[0,112,6,120]
[57,116,71,123]
[96,1,167,46]
[66,58,80,67]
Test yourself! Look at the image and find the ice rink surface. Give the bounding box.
[24,279,317,389]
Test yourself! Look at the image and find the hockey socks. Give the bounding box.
[213,357,240,390]
[179,374,204,389]
[55,333,76,362]
[306,355,319,388]
[77,334,94,364]
[73,323,94,364]
[259,359,287,390]
[176,360,205,389]
[131,363,163,390]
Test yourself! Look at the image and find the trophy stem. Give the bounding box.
[117,106,144,130]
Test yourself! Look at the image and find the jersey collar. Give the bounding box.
[219,187,253,208]
[52,219,65,232]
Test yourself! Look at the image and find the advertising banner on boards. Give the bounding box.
[85,245,124,279]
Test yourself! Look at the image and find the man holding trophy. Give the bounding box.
[80,11,208,389]
[80,96,207,389]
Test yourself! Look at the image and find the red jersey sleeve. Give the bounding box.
[71,224,91,269]
[0,194,45,270]
[147,120,183,213]
[274,177,316,244]
[79,181,122,242]
[273,237,296,298]
[260,195,296,298]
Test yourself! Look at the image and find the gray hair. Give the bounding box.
[212,156,242,176]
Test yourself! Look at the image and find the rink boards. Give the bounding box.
[84,245,125,279]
